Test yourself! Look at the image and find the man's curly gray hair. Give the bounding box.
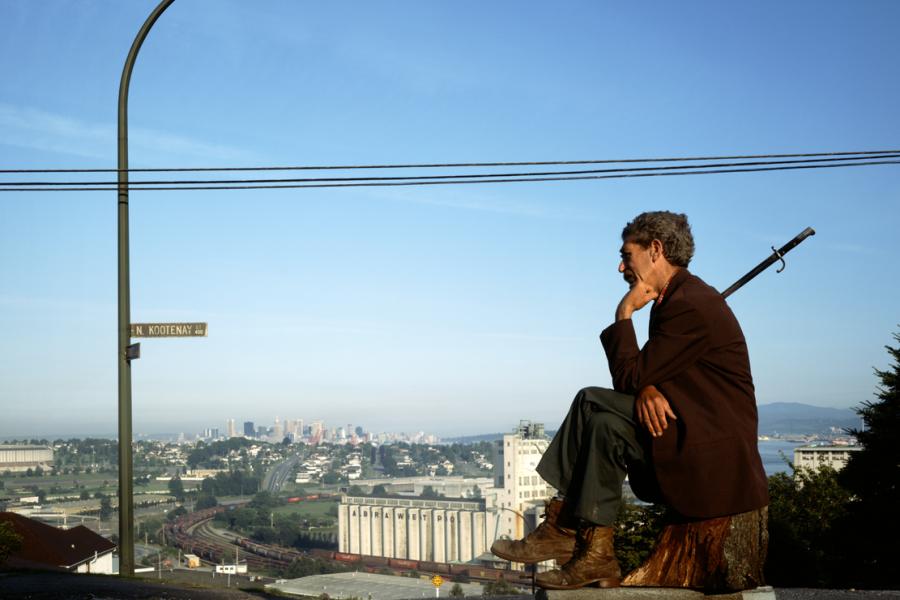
[622,211,695,267]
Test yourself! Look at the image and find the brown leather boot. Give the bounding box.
[490,498,576,564]
[535,525,621,589]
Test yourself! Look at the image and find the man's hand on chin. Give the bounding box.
[636,384,677,438]
[616,280,657,321]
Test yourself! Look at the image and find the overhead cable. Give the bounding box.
[0,149,898,174]
[3,158,898,192]
[2,153,899,188]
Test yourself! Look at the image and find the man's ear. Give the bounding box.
[650,239,665,262]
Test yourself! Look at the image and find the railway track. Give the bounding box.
[165,505,530,587]
[190,519,284,571]
[165,506,290,573]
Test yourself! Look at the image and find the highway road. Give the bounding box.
[262,454,301,494]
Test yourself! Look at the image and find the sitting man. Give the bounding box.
[491,211,769,589]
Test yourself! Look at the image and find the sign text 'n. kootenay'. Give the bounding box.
[130,322,207,338]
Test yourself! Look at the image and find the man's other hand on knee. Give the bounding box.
[636,385,677,437]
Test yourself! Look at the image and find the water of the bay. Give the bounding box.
[758,439,805,476]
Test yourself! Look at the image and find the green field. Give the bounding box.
[0,472,187,504]
[273,498,338,520]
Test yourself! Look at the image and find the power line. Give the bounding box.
[4,152,900,190]
[0,149,898,174]
[3,158,898,192]
[2,153,899,188]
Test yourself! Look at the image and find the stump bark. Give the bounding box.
[621,506,768,593]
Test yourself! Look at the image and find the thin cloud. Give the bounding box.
[130,127,256,164]
[365,186,583,220]
[0,103,109,159]
[0,102,254,163]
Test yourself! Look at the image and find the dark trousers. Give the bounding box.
[536,387,662,526]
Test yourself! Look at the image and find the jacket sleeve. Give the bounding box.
[599,297,710,394]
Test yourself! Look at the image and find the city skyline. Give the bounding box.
[2,2,899,438]
[0,400,858,442]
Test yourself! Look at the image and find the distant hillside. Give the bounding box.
[758,402,860,435]
[446,404,859,441]
[442,433,504,444]
[443,430,558,444]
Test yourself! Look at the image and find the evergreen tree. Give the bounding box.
[420,485,441,499]
[766,466,850,587]
[99,496,114,521]
[482,579,521,596]
[195,494,218,510]
[167,505,188,521]
[838,331,900,588]
[613,502,666,575]
[168,476,186,502]
[0,521,23,566]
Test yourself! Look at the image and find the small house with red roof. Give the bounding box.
[0,512,116,574]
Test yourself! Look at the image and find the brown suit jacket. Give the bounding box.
[600,269,769,518]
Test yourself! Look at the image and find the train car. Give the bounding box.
[367,554,391,567]
[389,558,418,570]
[467,566,506,582]
[418,560,451,575]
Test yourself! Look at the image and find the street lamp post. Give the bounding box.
[117,0,175,576]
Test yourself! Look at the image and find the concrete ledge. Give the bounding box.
[536,585,777,600]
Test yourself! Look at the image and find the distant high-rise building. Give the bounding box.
[493,420,554,541]
[285,419,301,438]
[309,420,324,444]
[244,421,255,437]
[226,419,237,438]
[273,416,284,441]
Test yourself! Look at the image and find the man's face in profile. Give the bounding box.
[618,241,652,287]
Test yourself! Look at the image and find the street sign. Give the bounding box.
[130,322,207,338]
[431,575,443,587]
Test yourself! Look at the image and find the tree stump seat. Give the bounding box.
[621,506,768,594]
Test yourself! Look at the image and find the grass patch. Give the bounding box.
[273,499,338,519]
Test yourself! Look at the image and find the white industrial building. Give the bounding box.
[337,421,556,565]
[0,445,54,473]
[493,421,555,541]
[338,495,490,562]
[793,444,861,473]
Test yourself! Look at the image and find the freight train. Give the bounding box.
[165,503,530,585]
[233,535,306,563]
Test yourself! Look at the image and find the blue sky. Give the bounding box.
[1,1,898,438]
